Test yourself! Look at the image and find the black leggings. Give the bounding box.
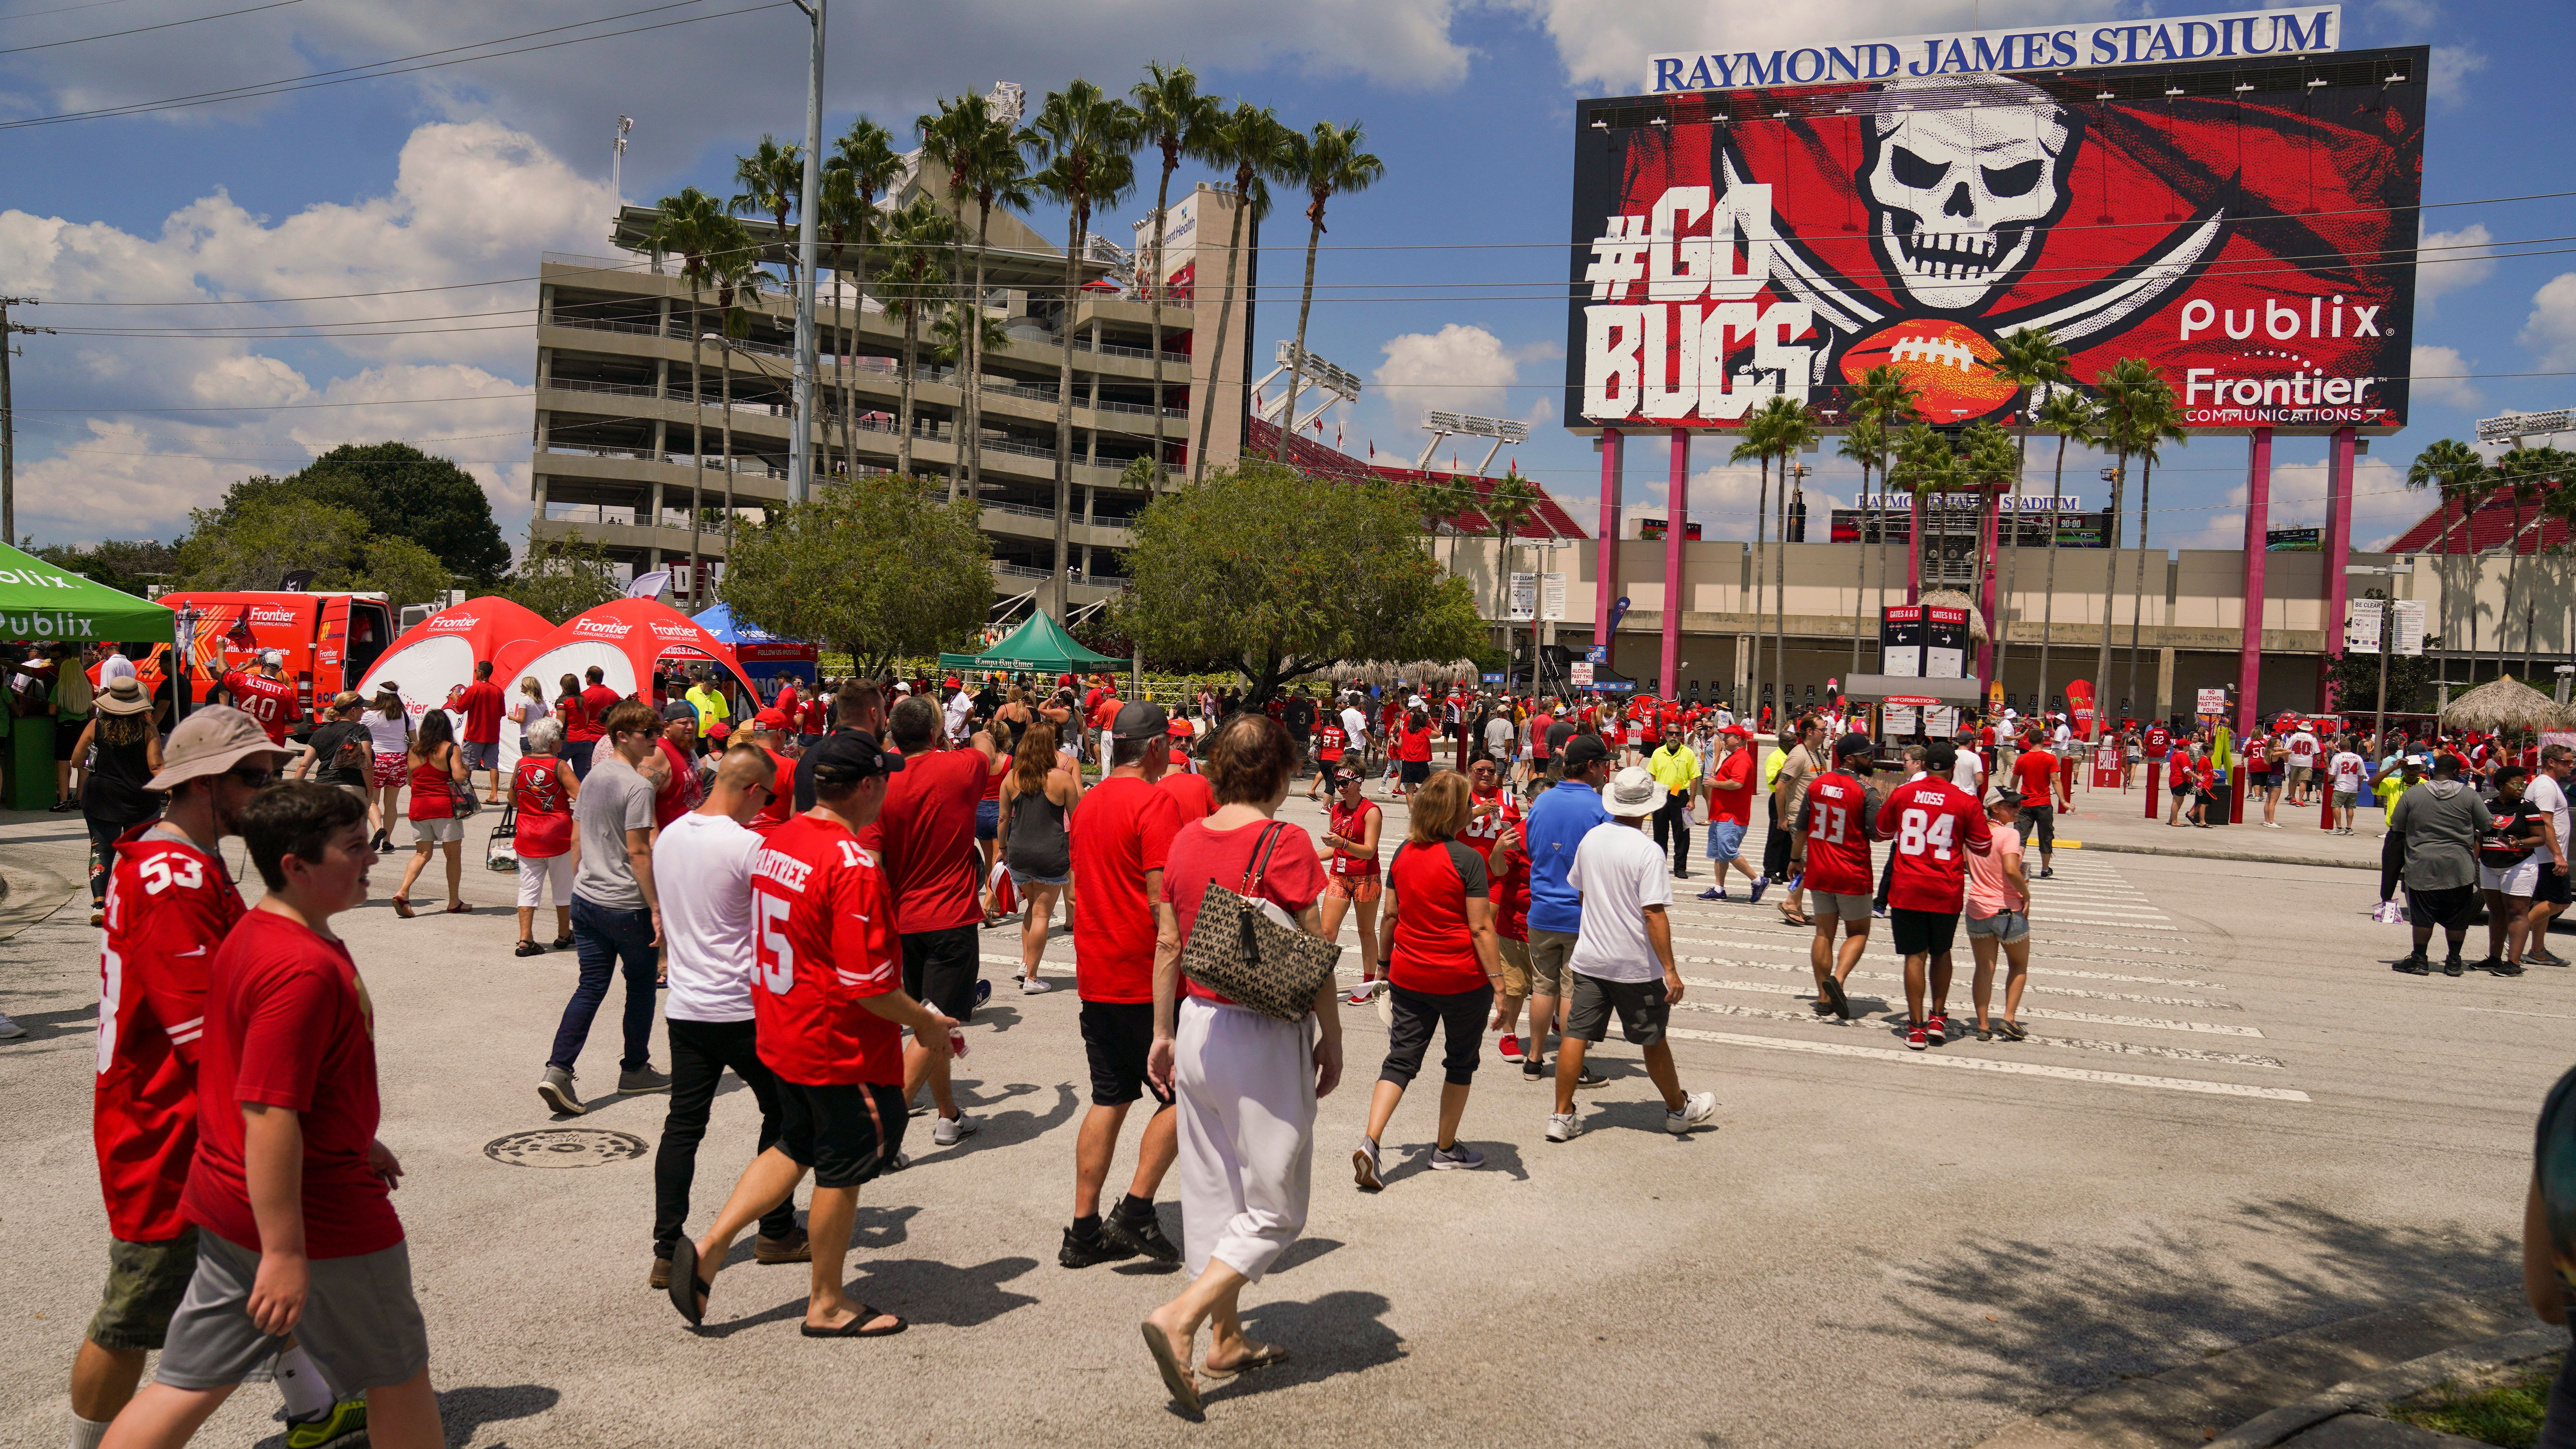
[1652,793,1691,872]
[1379,981,1495,1088]
[2380,829,2406,904]
[85,813,146,904]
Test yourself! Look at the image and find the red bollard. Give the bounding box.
[2229,766,2248,824]
[2144,760,2162,818]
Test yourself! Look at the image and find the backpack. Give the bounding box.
[332,724,373,777]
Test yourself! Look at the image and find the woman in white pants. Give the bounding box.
[1143,713,1343,1412]
[510,717,581,955]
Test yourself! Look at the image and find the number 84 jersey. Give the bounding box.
[98,823,245,1242]
[749,813,904,1088]
[1873,776,1994,915]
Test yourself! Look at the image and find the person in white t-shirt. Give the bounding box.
[2285,727,2321,804]
[2526,744,2574,964]
[2326,743,2369,835]
[1951,733,1988,799]
[1546,766,1719,1143]
[648,745,808,1287]
[1340,698,1371,771]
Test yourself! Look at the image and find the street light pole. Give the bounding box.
[2347,561,2414,754]
[787,0,824,505]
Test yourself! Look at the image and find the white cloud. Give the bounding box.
[2415,222,2493,305]
[1498,0,2091,93]
[2520,273,2576,370]
[2175,456,2412,551]
[2367,0,2440,31]
[1374,323,1557,425]
[2427,44,2486,108]
[2409,344,2480,412]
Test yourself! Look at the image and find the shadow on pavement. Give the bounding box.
[1216,1289,1404,1399]
[249,1383,561,1449]
[855,1254,1042,1327]
[0,1003,99,1044]
[1378,1138,1533,1186]
[1860,1196,2519,1407]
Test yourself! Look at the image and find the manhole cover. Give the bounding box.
[483,1128,650,1168]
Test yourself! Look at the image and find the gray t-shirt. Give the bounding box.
[2391,778,2494,892]
[573,754,657,909]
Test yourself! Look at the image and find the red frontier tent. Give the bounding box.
[512,597,763,709]
[353,595,553,730]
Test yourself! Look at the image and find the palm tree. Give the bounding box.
[1026,80,1142,616]
[956,106,1030,503]
[1959,420,2019,666]
[1131,63,1220,488]
[2031,388,2099,715]
[1754,395,1818,712]
[1730,407,1780,716]
[1983,325,2072,695]
[826,118,903,482]
[2404,437,2486,697]
[1190,101,1291,482]
[646,187,730,607]
[2090,357,2160,719]
[2121,375,2186,714]
[1482,471,1544,665]
[1890,422,1957,613]
[878,198,955,479]
[1838,414,1886,675]
[1850,363,1923,631]
[1273,119,1384,462]
[917,95,991,499]
[729,135,803,286]
[708,234,764,604]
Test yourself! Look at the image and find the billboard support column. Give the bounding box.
[2320,425,2358,708]
[1595,430,1623,654]
[2238,428,2273,737]
[1661,429,1686,696]
[1975,489,2000,689]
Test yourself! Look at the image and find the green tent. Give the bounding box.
[0,541,174,646]
[938,611,1125,674]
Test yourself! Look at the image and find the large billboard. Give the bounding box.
[1564,43,2427,436]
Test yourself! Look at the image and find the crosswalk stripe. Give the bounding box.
[1660,933,2221,987]
[1673,958,2237,1011]
[1663,1000,2284,1068]
[1662,1026,2311,1102]
[1673,974,2258,1036]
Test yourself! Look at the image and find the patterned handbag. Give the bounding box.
[1179,821,1344,1023]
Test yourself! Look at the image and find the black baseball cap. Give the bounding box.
[1112,699,1171,741]
[1560,734,1610,771]
[811,729,903,785]
[1833,731,1875,762]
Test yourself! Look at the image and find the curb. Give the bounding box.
[2211,1324,2568,1446]
[2058,839,2378,871]
[0,858,77,942]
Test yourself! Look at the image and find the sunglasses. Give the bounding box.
[227,766,278,788]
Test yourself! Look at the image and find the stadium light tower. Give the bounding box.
[1251,341,1362,433]
[786,0,823,504]
[1416,411,1529,475]
[2477,408,2572,446]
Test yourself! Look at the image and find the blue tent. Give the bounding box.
[693,604,818,697]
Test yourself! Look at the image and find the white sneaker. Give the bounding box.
[0,1013,25,1040]
[932,1112,979,1146]
[2263,822,2282,829]
[1665,1091,1719,1134]
[1545,1112,1581,1143]
[1019,976,1052,994]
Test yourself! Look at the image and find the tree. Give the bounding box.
[708,234,766,600]
[1273,120,1383,462]
[718,473,992,679]
[1848,362,1923,668]
[1889,421,1961,612]
[1132,63,1221,488]
[1115,462,1482,703]
[216,442,508,582]
[2121,375,2186,714]
[917,94,989,496]
[955,103,1032,500]
[1837,415,1885,675]
[2324,646,2436,715]
[1190,101,1291,482]
[2404,438,2487,696]
[2030,387,2099,713]
[2491,443,2568,676]
[647,188,732,609]
[1480,471,1543,669]
[177,496,450,606]
[729,135,803,285]
[827,118,904,481]
[360,535,452,609]
[32,538,177,594]
[2090,356,2161,725]
[1026,80,1142,616]
[502,536,623,624]
[1754,395,1818,710]
[876,199,955,483]
[1730,407,1781,714]
[1983,324,2072,692]
[1959,419,2019,658]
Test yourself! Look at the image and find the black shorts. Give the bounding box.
[1400,760,1430,785]
[776,1079,907,1189]
[1080,999,1172,1108]
[57,715,90,761]
[2406,884,2482,931]
[1890,906,1961,958]
[2544,864,2574,908]
[1379,981,1495,1087]
[901,924,980,1021]
[2021,803,2055,853]
[1566,973,1669,1046]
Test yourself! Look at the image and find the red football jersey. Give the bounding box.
[1873,776,1994,915]
[1799,772,1878,896]
[751,814,904,1087]
[96,825,243,1242]
[221,670,298,743]
[1462,785,1520,845]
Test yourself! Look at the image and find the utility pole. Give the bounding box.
[2,296,56,548]
[786,0,824,505]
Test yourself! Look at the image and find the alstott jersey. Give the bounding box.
[750,813,903,1087]
[1872,776,1994,914]
[221,670,298,743]
[1799,771,1879,896]
[97,824,244,1242]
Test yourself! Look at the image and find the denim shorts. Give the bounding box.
[1704,819,1747,861]
[1966,909,2030,943]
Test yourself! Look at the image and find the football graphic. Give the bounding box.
[1838,318,2019,422]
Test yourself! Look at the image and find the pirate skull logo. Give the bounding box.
[1862,75,2077,311]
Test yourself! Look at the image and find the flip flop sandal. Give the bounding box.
[550,937,575,950]
[666,1236,709,1326]
[446,902,472,914]
[1998,1020,2027,1041]
[1140,1321,1202,1412]
[801,1305,904,1338]
[1779,912,1811,928]
[1199,1341,1291,1381]
[1821,974,1852,1020]
[391,896,415,919]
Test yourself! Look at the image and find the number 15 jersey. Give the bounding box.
[749,813,903,1088]
[1872,776,1993,914]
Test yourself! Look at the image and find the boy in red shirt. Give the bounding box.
[666,730,959,1337]
[2009,732,2064,877]
[105,782,440,1449]
[1872,742,1993,1051]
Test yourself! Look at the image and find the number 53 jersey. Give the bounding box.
[1873,776,1994,915]
[750,813,904,1088]
[98,823,245,1242]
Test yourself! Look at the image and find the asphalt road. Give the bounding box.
[0,789,2552,1449]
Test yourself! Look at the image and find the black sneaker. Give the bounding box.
[1058,1225,1136,1269]
[1575,1068,1607,1089]
[1102,1208,1182,1264]
[1521,1056,1547,1080]
[2489,958,2527,977]
[2393,953,2432,975]
[2442,956,2466,977]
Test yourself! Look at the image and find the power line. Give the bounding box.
[0,0,299,56]
[0,0,163,23]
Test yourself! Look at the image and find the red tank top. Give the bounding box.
[407,746,456,821]
[1328,799,1380,877]
[512,757,572,857]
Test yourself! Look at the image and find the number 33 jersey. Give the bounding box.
[1799,772,1880,896]
[750,813,903,1087]
[98,824,245,1242]
[1873,777,1994,915]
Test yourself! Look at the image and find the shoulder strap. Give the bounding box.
[1239,820,1287,894]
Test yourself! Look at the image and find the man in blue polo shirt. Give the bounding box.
[1520,733,1612,1084]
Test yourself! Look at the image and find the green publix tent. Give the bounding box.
[938,611,1124,675]
[2,542,176,808]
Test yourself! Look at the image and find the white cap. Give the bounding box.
[1606,765,1662,814]
[260,649,284,666]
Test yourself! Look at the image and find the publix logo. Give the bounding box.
[573,617,632,639]
[0,567,78,590]
[3,610,98,638]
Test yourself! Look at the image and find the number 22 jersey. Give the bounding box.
[750,813,903,1087]
[1872,776,1993,914]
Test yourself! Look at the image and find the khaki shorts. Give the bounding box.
[1496,934,1530,997]
[1526,928,1578,998]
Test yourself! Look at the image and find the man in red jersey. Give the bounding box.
[218,650,298,746]
[665,730,957,1338]
[1059,701,1188,1269]
[743,709,800,836]
[106,782,440,1449]
[2009,731,2064,879]
[454,661,508,804]
[1872,742,1994,1051]
[1798,734,1884,1020]
[72,712,363,1449]
[859,695,998,1145]
[563,664,610,779]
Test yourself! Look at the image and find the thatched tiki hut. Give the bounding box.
[2439,677,2572,737]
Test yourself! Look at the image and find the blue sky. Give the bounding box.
[2,0,2566,558]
